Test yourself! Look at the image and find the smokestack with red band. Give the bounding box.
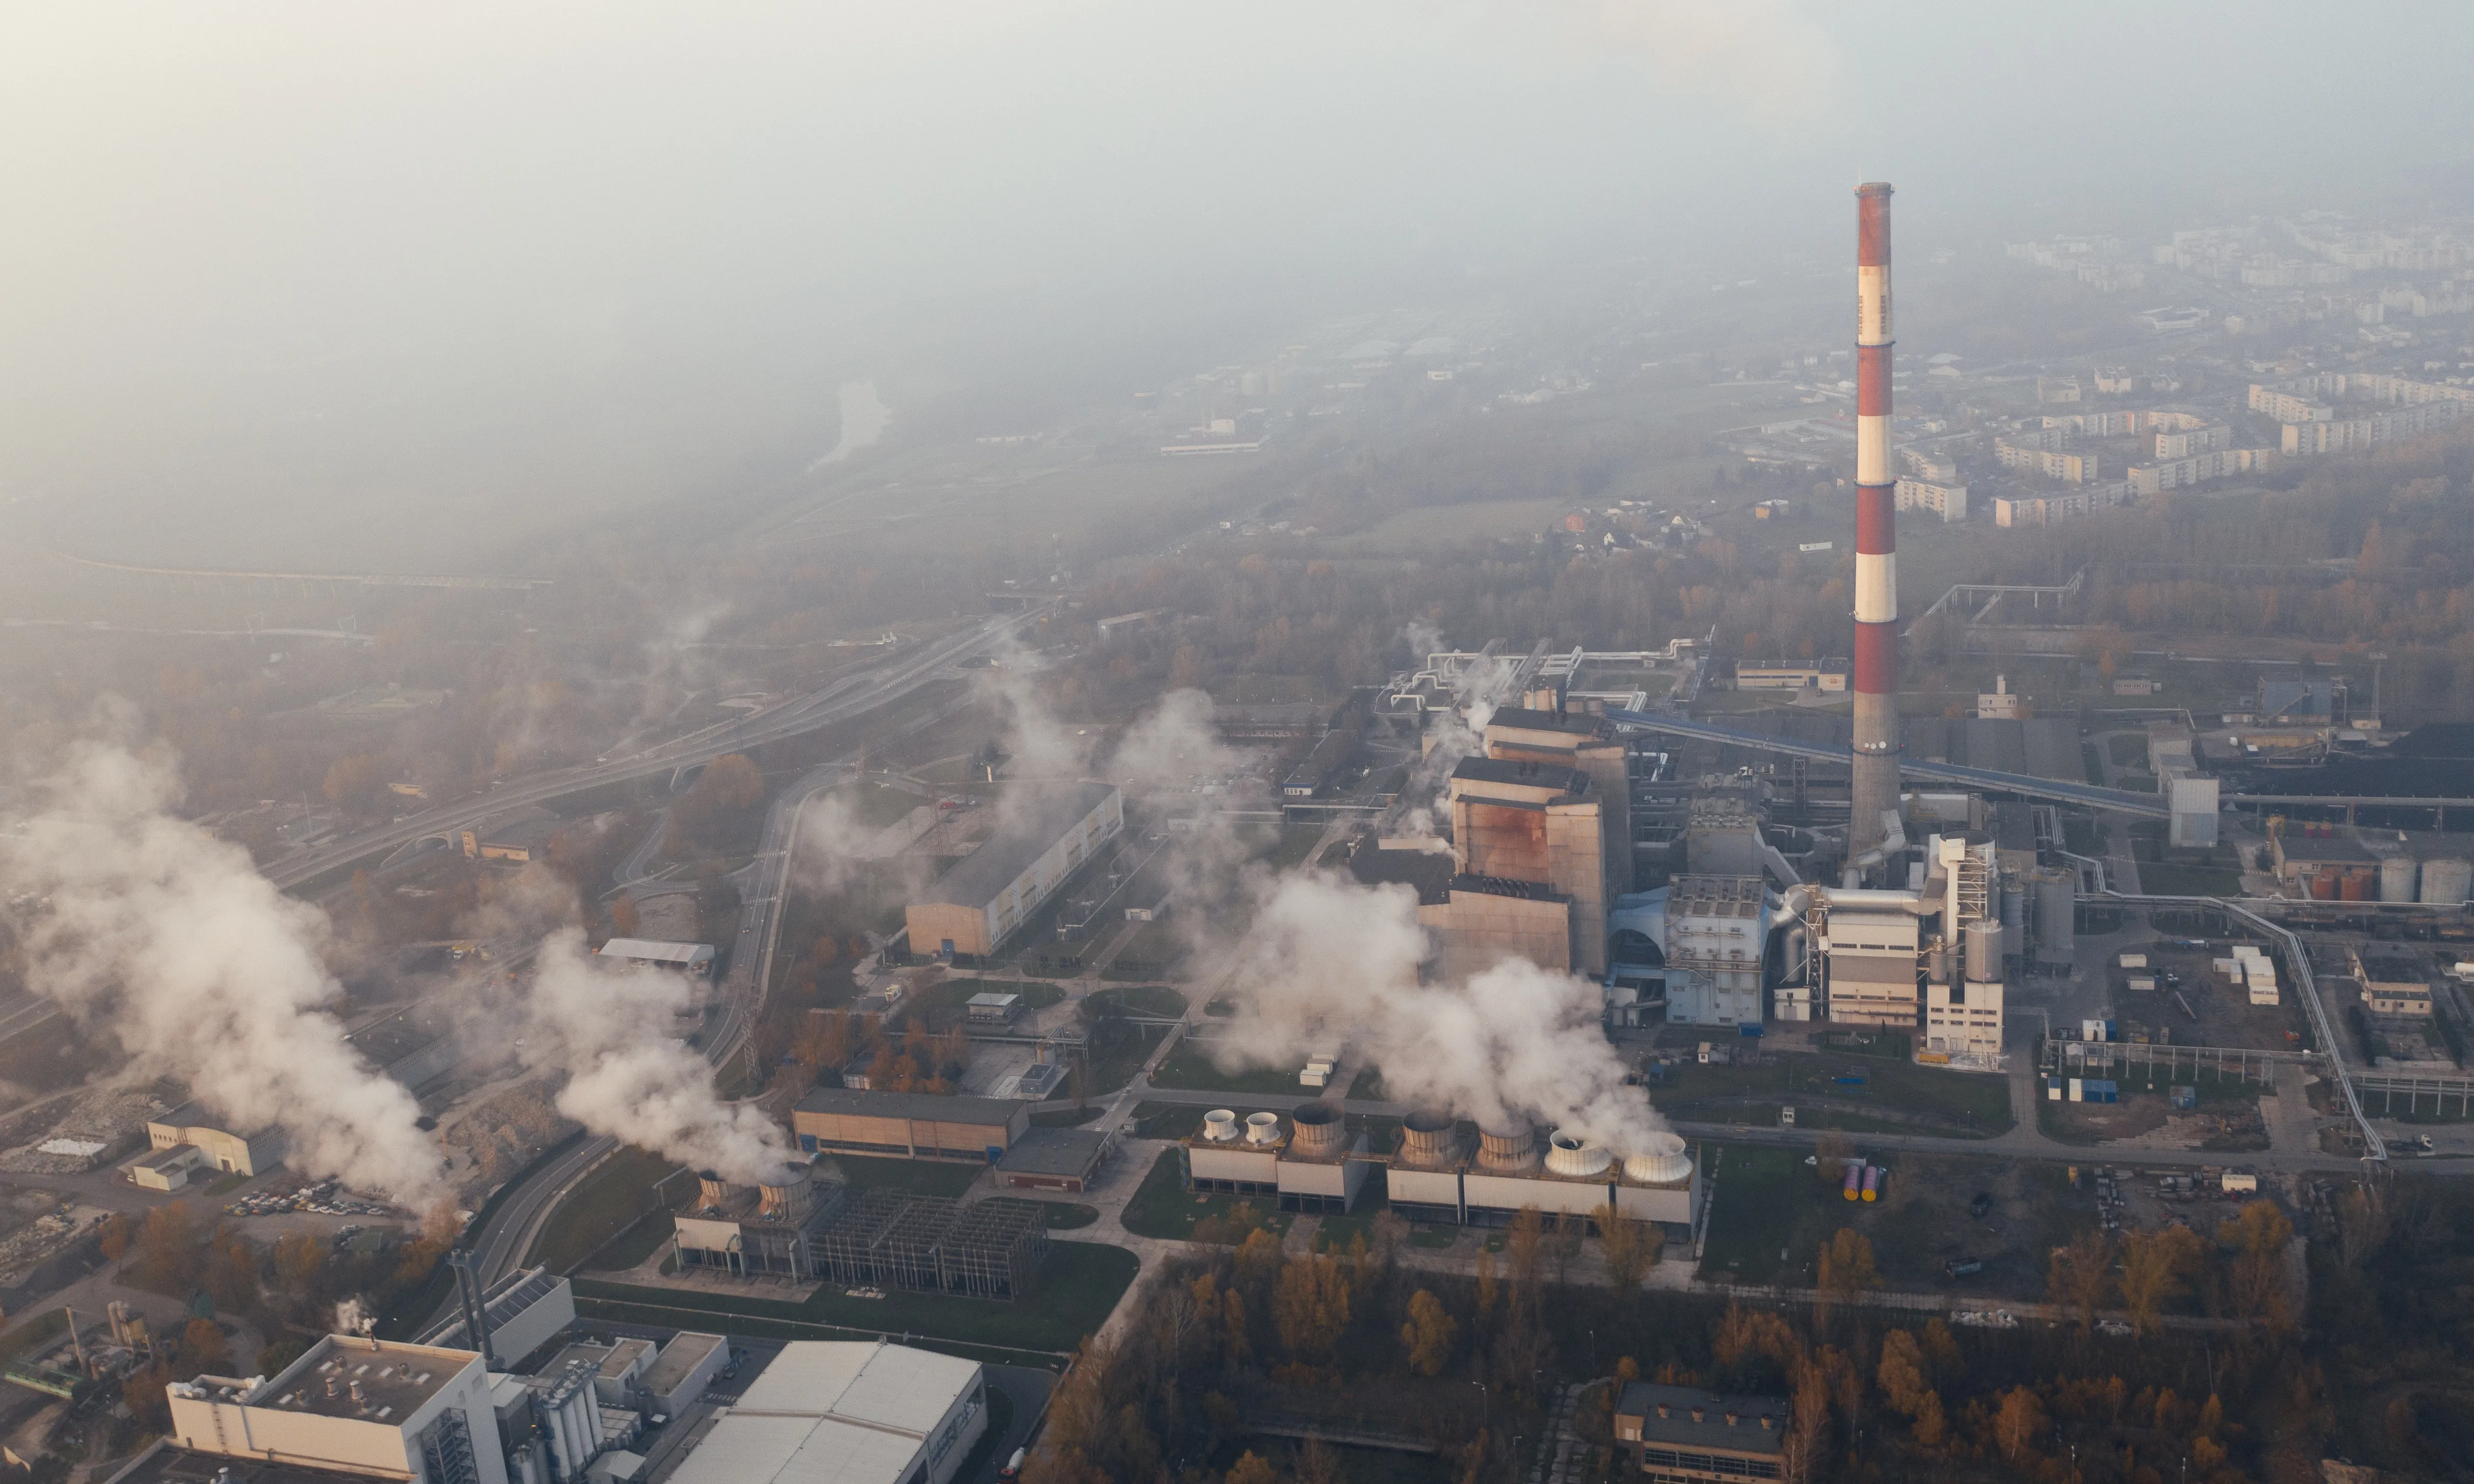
[1849,181,1900,863]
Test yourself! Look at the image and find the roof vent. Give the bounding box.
[1244,1112,1282,1146]
[1201,1110,1239,1142]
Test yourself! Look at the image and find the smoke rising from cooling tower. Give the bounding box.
[1213,870,1671,1150]
[519,932,795,1184]
[0,739,447,1205]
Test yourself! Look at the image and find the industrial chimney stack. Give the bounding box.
[1849,182,1901,863]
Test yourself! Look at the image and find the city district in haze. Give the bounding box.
[6,7,2474,1484]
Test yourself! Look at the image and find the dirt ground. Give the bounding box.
[2099,942,2313,1053]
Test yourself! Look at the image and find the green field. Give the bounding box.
[1645,1052,2011,1136]
[526,1146,687,1274]
[819,1153,989,1198]
[1120,1147,1293,1242]
[571,1239,1137,1358]
[1152,1043,1309,1097]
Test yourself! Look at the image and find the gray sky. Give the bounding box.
[4,2,2469,568]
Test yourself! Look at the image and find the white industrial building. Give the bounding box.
[905,783,1124,958]
[161,1335,509,1484]
[416,1268,576,1370]
[593,939,717,977]
[1603,874,1773,1029]
[665,1341,988,1484]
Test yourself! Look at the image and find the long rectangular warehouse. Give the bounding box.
[906,783,1124,958]
[794,1088,1029,1163]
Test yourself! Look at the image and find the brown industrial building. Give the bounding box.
[793,1088,1029,1164]
[994,1127,1112,1193]
[1410,707,1631,976]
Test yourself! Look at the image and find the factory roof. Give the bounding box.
[597,939,716,965]
[1615,1383,1788,1457]
[642,1333,726,1398]
[1450,874,1566,902]
[997,1127,1110,1178]
[1349,843,1456,905]
[101,1444,381,1484]
[1450,756,1589,795]
[915,783,1120,909]
[2275,833,2375,865]
[415,1267,565,1351]
[1485,707,1612,740]
[667,1341,981,1484]
[2357,953,2431,985]
[208,1335,476,1423]
[795,1087,1026,1126]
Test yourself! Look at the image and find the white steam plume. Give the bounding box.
[978,632,1094,788]
[1388,629,1519,838]
[1216,870,1667,1150]
[519,931,795,1183]
[0,742,446,1204]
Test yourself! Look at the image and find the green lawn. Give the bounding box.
[527,1146,687,1274]
[1083,1023,1173,1095]
[1646,1052,2010,1136]
[1152,1043,1307,1097]
[1041,1203,1100,1230]
[571,1239,1137,1358]
[1120,1148,1293,1242]
[819,1153,988,1198]
[924,977,1066,1014]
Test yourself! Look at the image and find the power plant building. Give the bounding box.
[161,1336,510,1484]
[1418,707,1633,976]
[671,1165,847,1282]
[905,783,1123,959]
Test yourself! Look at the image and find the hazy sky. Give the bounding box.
[4,2,2469,568]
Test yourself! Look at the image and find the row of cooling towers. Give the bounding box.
[1192,1103,1701,1225]
[691,1160,822,1224]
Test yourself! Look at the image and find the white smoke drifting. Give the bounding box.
[1216,870,1668,1150]
[518,931,794,1183]
[0,743,447,1205]
[1388,626,1519,839]
[977,633,1095,787]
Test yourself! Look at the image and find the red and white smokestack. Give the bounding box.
[1849,181,1901,862]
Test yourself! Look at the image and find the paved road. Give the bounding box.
[262,607,1048,891]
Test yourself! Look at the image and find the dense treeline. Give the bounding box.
[1025,1174,2474,1483]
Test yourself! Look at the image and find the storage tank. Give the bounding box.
[1397,1111,1457,1166]
[1861,1164,1880,1202]
[1201,1109,1239,1142]
[696,1171,734,1212]
[2381,856,2421,904]
[1289,1102,1346,1157]
[2341,866,2372,902]
[758,1162,814,1221]
[2000,880,2026,958]
[1475,1118,1540,1173]
[1543,1130,1613,1178]
[1842,1161,1861,1201]
[2310,868,2339,900]
[1243,1111,1283,1146]
[1620,1132,1693,1186]
[2422,858,2473,906]
[2033,867,2076,967]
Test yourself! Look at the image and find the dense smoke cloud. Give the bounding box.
[517,932,795,1183]
[1388,624,1518,840]
[980,634,1096,786]
[0,741,446,1204]
[1213,870,1668,1149]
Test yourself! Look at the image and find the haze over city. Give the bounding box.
[2,6,2473,1484]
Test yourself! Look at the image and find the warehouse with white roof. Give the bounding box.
[665,1340,987,1484]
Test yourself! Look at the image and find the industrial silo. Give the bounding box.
[2380,856,2420,903]
[2422,858,2473,906]
[2000,878,2027,959]
[2032,867,2077,970]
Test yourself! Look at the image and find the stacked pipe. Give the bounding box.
[1850,181,1901,864]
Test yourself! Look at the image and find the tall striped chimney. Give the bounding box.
[1849,181,1900,863]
